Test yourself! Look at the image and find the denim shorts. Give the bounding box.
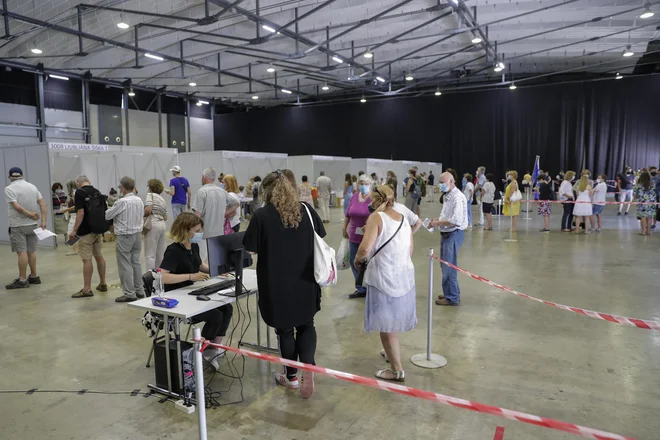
[592,204,604,215]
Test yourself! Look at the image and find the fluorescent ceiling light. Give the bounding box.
[31,48,42,54]
[494,62,505,72]
[266,65,275,73]
[640,8,654,19]
[196,102,203,106]
[376,76,386,83]
[321,84,330,91]
[189,82,197,87]
[198,100,209,105]
[262,25,276,33]
[360,97,366,103]
[623,45,634,57]
[281,89,292,94]
[450,0,459,4]
[117,21,129,29]
[615,73,623,80]
[435,89,442,96]
[471,37,482,44]
[332,56,343,63]
[128,88,135,97]
[252,95,259,100]
[144,53,164,61]
[405,73,414,81]
[363,52,373,59]
[49,74,69,81]
[509,83,517,90]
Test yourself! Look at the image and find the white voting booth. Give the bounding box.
[350,158,396,183]
[49,142,178,223]
[288,155,351,192]
[0,143,55,246]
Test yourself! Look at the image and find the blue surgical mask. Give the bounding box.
[190,232,203,244]
[439,183,449,193]
[359,185,370,195]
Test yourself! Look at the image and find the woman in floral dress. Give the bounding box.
[633,170,656,236]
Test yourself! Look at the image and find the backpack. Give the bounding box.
[410,179,422,200]
[80,188,110,234]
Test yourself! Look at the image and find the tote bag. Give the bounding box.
[302,203,337,287]
[510,189,523,203]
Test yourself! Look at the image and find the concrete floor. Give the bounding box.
[1,201,659,440]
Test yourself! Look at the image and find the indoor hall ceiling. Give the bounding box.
[0,0,658,107]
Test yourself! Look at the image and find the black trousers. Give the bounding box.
[561,202,574,230]
[194,304,233,340]
[275,321,316,378]
[232,224,240,233]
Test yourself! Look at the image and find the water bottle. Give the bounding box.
[155,269,164,298]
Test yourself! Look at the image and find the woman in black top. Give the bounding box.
[159,212,233,371]
[243,170,325,399]
[536,174,553,232]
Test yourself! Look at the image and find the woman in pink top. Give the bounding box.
[342,174,372,299]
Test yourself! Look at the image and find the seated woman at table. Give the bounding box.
[159,212,233,371]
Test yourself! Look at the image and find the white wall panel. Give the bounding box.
[45,109,84,142]
[287,156,313,188]
[350,159,367,177]
[221,151,288,188]
[190,117,213,152]
[0,103,39,146]
[128,109,160,148]
[312,156,351,194]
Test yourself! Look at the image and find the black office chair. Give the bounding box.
[143,270,155,297]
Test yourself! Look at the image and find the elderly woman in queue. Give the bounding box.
[159,213,232,371]
[143,179,168,270]
[355,184,415,382]
[343,174,373,299]
[243,170,325,399]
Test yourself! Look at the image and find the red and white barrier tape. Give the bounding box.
[197,340,635,440]
[519,199,659,205]
[432,256,660,331]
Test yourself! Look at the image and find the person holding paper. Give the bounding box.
[4,167,47,289]
[428,172,468,306]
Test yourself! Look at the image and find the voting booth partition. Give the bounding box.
[350,158,397,184]
[288,155,352,194]
[49,143,179,224]
[0,143,54,246]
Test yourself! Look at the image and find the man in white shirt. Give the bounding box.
[316,171,332,223]
[4,167,47,289]
[429,172,468,306]
[474,166,487,225]
[105,176,145,302]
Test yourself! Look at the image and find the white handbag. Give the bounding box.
[302,203,337,287]
[510,189,523,202]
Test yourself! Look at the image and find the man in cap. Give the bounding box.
[168,165,191,218]
[4,167,48,289]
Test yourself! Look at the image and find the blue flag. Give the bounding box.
[532,155,540,185]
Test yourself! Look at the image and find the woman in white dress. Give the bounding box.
[573,175,594,234]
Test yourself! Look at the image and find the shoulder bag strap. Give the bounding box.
[371,216,404,260]
[301,202,316,234]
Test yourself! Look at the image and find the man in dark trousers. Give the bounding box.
[617,165,634,216]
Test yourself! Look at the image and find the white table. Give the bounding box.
[128,269,268,398]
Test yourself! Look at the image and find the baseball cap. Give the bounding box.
[170,165,181,173]
[8,167,23,177]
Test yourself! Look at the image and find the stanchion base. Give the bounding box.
[523,217,532,221]
[410,353,447,369]
[504,238,518,242]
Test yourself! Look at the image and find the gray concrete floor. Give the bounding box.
[1,201,659,440]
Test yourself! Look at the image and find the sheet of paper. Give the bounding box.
[422,218,435,232]
[33,228,57,240]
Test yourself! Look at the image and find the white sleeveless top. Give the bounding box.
[364,212,415,297]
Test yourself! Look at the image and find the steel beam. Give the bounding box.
[186,98,192,152]
[134,25,139,68]
[123,89,130,145]
[138,23,252,42]
[36,73,46,142]
[453,2,496,62]
[259,0,339,43]
[76,6,85,55]
[78,4,200,23]
[157,91,163,148]
[82,79,90,143]
[2,0,8,39]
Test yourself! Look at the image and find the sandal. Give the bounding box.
[485,227,493,231]
[380,349,390,363]
[375,368,405,382]
[71,289,94,299]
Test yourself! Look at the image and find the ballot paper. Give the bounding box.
[33,228,57,241]
[422,218,435,232]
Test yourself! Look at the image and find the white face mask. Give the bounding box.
[596,178,603,183]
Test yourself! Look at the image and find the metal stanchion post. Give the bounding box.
[523,188,531,220]
[411,248,447,369]
[193,328,207,440]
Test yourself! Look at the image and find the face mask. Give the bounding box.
[190,232,203,244]
[585,175,590,179]
[55,189,65,195]
[359,185,370,195]
[596,178,603,183]
[439,183,449,193]
[368,204,376,214]
[506,175,511,181]
[219,182,225,189]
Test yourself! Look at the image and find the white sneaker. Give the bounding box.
[202,348,225,371]
[274,371,300,390]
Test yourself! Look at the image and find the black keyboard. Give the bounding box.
[188,279,235,296]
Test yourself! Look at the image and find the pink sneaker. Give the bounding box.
[274,371,299,390]
[300,371,314,399]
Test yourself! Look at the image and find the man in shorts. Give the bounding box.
[70,175,108,298]
[4,167,47,289]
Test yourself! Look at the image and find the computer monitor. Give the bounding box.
[207,232,253,278]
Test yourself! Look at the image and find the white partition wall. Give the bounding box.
[289,155,351,191]
[220,150,288,186]
[0,143,54,246]
[350,159,367,177]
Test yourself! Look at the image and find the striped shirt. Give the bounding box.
[146,193,167,221]
[105,193,144,235]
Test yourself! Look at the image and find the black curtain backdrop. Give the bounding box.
[214,75,660,180]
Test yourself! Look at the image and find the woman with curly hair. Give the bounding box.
[243,170,325,399]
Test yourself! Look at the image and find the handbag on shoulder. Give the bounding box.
[355,217,404,286]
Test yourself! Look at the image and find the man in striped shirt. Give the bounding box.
[105,176,145,302]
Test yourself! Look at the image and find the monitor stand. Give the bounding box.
[231,248,243,297]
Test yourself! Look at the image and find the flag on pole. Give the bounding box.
[532,155,540,185]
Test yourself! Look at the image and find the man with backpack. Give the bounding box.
[70,175,109,298]
[168,166,191,218]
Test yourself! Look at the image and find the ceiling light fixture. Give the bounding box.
[376,76,386,83]
[471,37,482,44]
[615,73,623,80]
[640,7,654,19]
[360,95,366,103]
[332,56,344,63]
[198,100,209,105]
[363,52,373,59]
[189,82,197,87]
[49,74,69,81]
[252,95,259,100]
[435,88,442,96]
[196,102,203,106]
[128,88,135,97]
[117,14,129,29]
[450,0,459,4]
[321,83,330,91]
[622,45,634,57]
[145,53,164,61]
[281,89,292,94]
[266,65,275,73]
[405,72,414,81]
[509,83,517,90]
[31,47,42,54]
[262,25,276,33]
[494,62,505,72]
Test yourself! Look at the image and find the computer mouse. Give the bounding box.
[196,294,211,301]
